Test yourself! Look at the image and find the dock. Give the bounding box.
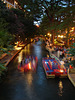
[68,68,75,87]
[46,45,75,87]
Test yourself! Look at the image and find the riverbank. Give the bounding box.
[0,42,28,81]
[68,68,75,87]
[46,45,75,87]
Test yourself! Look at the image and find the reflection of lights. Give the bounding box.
[59,81,63,88]
[58,81,63,96]
[34,44,41,58]
[18,52,22,63]
[14,46,22,50]
[27,74,33,86]
[23,44,30,55]
[15,41,18,44]
[27,44,30,54]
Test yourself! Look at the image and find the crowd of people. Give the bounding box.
[19,56,38,68]
[45,39,72,63]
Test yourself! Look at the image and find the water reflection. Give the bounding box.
[26,73,33,86]
[18,51,23,63]
[58,81,63,96]
[33,45,42,59]
[23,44,30,55]
[25,73,34,100]
[0,40,75,100]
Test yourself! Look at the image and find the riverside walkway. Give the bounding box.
[0,43,26,77]
[0,44,25,66]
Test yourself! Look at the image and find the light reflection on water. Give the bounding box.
[18,44,31,65]
[33,45,42,59]
[26,73,33,86]
[24,73,37,100]
[58,81,63,96]
[18,51,23,63]
[23,44,30,55]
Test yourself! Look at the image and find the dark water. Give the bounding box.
[0,40,75,100]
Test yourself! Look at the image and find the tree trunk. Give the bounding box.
[66,28,70,47]
[51,30,55,45]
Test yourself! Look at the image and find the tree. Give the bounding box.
[0,0,14,77]
[18,0,75,45]
[18,0,63,44]
[8,8,38,41]
[0,0,6,9]
[18,0,42,21]
[67,43,75,68]
[56,0,75,47]
[39,15,50,35]
[0,0,14,53]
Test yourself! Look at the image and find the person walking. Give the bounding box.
[57,49,60,58]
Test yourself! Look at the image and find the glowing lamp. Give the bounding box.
[35,24,39,27]
[60,69,64,73]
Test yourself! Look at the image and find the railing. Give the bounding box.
[2,0,15,8]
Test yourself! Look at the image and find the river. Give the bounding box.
[0,40,75,100]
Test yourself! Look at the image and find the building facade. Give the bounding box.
[1,0,22,9]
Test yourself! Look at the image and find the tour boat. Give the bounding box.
[18,56,38,72]
[42,57,67,78]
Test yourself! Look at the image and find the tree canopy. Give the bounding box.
[18,0,75,45]
[67,43,75,67]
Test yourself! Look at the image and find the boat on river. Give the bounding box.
[18,56,38,72]
[42,57,67,78]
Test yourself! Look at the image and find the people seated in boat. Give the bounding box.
[20,60,22,67]
[25,58,29,64]
[22,59,25,66]
[29,56,31,61]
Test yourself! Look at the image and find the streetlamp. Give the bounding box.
[47,32,52,37]
[47,32,52,43]
[47,32,50,36]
